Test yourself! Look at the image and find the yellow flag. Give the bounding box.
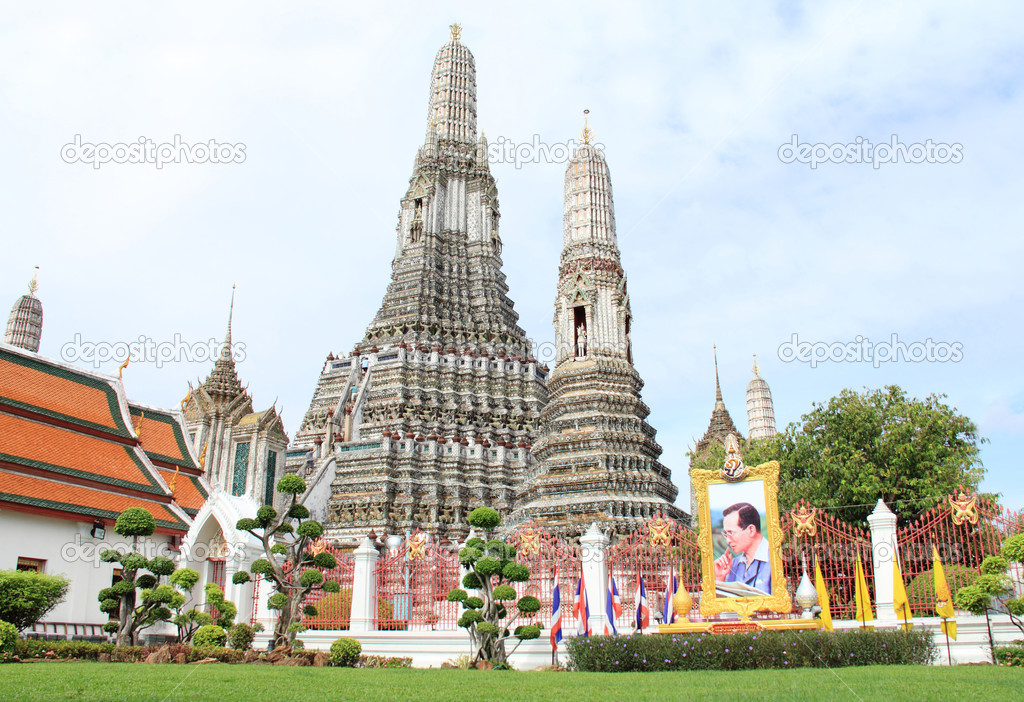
[932,546,957,640]
[893,554,912,630]
[814,557,833,631]
[854,554,874,627]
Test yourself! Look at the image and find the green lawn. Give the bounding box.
[0,663,1021,701]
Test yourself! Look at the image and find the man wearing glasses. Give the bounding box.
[713,502,772,595]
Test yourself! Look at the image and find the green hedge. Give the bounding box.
[566,628,935,672]
[995,642,1024,667]
[12,639,243,663]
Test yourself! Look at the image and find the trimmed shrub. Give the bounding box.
[0,620,18,658]
[995,642,1024,667]
[358,654,413,668]
[192,624,227,647]
[566,628,935,672]
[0,571,71,631]
[330,637,362,667]
[227,622,257,651]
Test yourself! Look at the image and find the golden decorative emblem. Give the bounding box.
[647,515,673,547]
[791,504,817,538]
[449,23,462,42]
[309,538,328,557]
[198,440,208,469]
[518,525,541,556]
[409,532,428,561]
[720,434,747,481]
[949,490,978,526]
[133,411,144,441]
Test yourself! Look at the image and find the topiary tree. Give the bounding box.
[227,621,264,650]
[0,570,70,631]
[97,508,204,646]
[230,474,341,647]
[954,534,1024,658]
[171,577,238,643]
[446,506,541,667]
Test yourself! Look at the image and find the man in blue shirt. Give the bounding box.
[713,502,772,595]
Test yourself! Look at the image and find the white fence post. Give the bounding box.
[580,522,609,634]
[350,536,379,631]
[867,499,898,624]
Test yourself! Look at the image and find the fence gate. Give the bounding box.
[780,500,873,620]
[897,489,1024,614]
[506,522,582,630]
[374,532,461,630]
[605,512,700,630]
[299,541,356,630]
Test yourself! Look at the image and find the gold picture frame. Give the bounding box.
[692,460,791,619]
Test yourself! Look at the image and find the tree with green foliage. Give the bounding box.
[97,508,222,646]
[690,386,985,524]
[231,474,341,647]
[0,569,70,631]
[954,534,1024,657]
[171,577,237,643]
[446,506,541,668]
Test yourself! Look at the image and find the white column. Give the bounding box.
[580,522,609,634]
[350,536,380,631]
[867,499,898,624]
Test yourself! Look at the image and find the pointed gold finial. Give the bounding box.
[118,356,130,379]
[180,386,192,411]
[580,109,593,145]
[450,23,462,42]
[27,266,39,295]
[753,353,759,377]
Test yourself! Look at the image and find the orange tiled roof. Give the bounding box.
[129,406,198,471]
[157,467,208,516]
[0,412,163,495]
[0,350,131,439]
[0,469,188,531]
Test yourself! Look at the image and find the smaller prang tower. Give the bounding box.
[4,269,43,353]
[689,347,742,516]
[515,117,684,535]
[745,355,776,441]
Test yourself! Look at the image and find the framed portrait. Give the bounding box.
[692,456,791,618]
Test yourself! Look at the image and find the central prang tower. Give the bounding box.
[293,26,548,541]
[513,123,685,534]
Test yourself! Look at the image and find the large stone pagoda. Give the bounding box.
[512,125,685,534]
[293,25,548,541]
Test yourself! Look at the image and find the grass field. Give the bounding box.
[0,663,1022,701]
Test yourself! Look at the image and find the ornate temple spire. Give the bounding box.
[425,23,477,144]
[4,268,43,353]
[201,286,245,402]
[746,353,777,441]
[563,112,617,253]
[694,347,741,456]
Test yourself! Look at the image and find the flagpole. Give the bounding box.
[942,620,952,665]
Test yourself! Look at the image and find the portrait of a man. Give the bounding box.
[713,501,772,596]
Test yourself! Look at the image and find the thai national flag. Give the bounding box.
[604,574,623,635]
[662,571,677,625]
[574,574,591,636]
[550,572,562,652]
[634,575,649,633]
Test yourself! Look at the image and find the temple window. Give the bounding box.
[264,451,277,506]
[232,441,250,496]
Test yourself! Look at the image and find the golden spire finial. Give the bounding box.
[753,353,759,377]
[450,23,462,42]
[27,266,39,295]
[580,109,593,145]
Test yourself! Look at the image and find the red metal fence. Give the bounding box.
[374,533,461,630]
[606,513,701,630]
[896,490,1024,614]
[780,500,874,620]
[299,542,356,629]
[506,522,582,630]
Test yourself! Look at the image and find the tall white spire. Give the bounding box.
[746,354,776,441]
[4,268,43,353]
[425,23,478,144]
[562,115,617,251]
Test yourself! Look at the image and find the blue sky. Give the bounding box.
[2,1,1021,512]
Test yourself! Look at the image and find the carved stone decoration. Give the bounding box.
[949,490,979,526]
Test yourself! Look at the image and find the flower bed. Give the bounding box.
[566,628,935,672]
